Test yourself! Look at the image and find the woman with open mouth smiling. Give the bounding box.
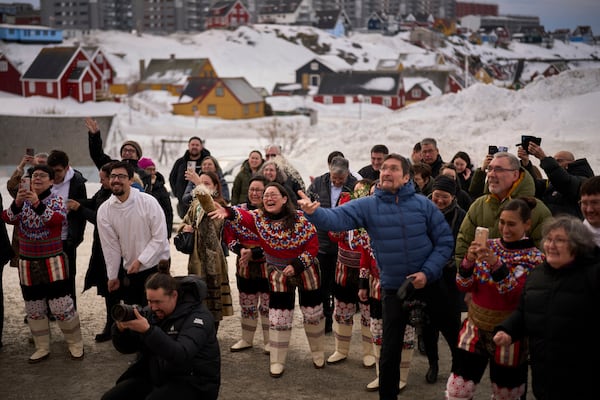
[210,182,325,378]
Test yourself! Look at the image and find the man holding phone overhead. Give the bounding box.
[455,152,551,268]
[520,139,594,218]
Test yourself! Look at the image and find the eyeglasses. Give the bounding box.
[545,237,569,246]
[265,154,278,159]
[31,173,49,179]
[249,188,264,193]
[485,167,517,174]
[579,200,600,208]
[263,193,282,199]
[109,173,129,180]
[121,147,137,154]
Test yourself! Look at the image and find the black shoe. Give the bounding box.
[425,363,439,384]
[95,330,111,343]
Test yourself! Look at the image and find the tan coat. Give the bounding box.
[180,198,233,321]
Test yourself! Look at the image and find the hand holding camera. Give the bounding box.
[112,304,150,333]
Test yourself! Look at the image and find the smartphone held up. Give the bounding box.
[20,177,31,191]
[474,226,489,246]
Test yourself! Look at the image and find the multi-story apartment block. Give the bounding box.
[39,0,211,34]
[455,1,498,18]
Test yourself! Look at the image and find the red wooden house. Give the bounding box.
[314,71,405,110]
[84,46,116,90]
[205,0,250,30]
[0,52,23,95]
[21,47,98,102]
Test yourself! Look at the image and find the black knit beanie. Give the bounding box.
[432,175,457,195]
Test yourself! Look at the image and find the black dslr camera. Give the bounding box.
[111,303,141,322]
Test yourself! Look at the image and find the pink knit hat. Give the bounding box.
[138,157,155,169]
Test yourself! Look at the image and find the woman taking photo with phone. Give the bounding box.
[2,165,84,363]
[446,198,544,400]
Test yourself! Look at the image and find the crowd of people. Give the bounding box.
[1,124,599,400]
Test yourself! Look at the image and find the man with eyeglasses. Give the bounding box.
[522,142,594,219]
[455,152,551,268]
[97,161,170,308]
[580,176,600,246]
[307,156,357,336]
[298,154,454,400]
[84,117,150,187]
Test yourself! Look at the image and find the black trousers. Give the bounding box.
[317,252,337,324]
[101,376,218,400]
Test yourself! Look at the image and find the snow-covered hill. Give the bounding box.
[3,25,600,92]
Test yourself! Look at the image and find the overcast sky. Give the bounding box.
[19,0,600,33]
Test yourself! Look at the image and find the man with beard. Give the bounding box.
[455,152,551,267]
[84,117,149,186]
[169,136,211,218]
[97,161,170,307]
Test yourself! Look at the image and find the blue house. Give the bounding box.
[0,23,62,44]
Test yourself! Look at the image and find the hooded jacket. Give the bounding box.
[112,276,220,396]
[455,168,552,268]
[307,183,454,290]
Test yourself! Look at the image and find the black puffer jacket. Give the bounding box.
[112,276,220,399]
[496,248,600,400]
[533,157,595,218]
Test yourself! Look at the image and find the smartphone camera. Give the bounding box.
[26,148,35,157]
[20,177,31,191]
[488,145,499,155]
[519,135,542,154]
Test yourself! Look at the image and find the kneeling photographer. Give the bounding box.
[102,262,220,400]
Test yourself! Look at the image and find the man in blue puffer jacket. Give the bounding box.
[299,153,454,400]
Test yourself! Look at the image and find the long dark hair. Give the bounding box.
[200,171,227,207]
[261,182,297,231]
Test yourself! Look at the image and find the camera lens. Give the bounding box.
[111,304,136,322]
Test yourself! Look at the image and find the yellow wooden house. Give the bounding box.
[138,56,217,96]
[172,77,265,119]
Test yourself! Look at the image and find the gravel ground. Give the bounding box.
[0,223,500,400]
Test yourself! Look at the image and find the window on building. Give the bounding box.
[96,55,104,63]
[47,82,53,94]
[255,103,260,113]
[411,88,422,98]
[215,87,224,97]
[0,61,7,72]
[208,105,216,115]
[243,105,249,115]
[324,96,332,104]
[83,82,92,94]
[310,75,320,86]
[383,97,392,107]
[310,62,318,71]
[363,96,372,104]
[29,81,35,93]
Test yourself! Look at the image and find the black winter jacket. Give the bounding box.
[112,276,220,398]
[496,248,600,400]
[307,172,357,254]
[530,157,594,218]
